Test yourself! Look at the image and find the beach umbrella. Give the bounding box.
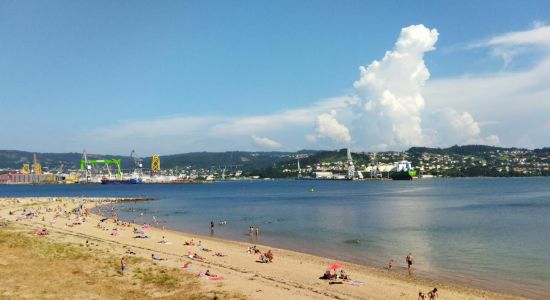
[328,263,342,270]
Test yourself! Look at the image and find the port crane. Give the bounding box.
[151,154,161,176]
[79,159,122,180]
[130,150,143,179]
[32,154,42,175]
[80,149,122,181]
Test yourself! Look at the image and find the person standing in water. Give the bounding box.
[406,253,414,274]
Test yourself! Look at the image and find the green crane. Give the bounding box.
[80,159,122,180]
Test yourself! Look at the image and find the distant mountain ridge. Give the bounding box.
[0,145,547,173]
[0,149,318,171]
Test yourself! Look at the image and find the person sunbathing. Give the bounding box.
[214,252,226,257]
[134,232,149,238]
[322,270,337,280]
[205,270,217,277]
[36,227,48,236]
[151,254,166,261]
[192,253,204,260]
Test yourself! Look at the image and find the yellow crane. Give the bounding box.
[151,154,161,176]
[33,154,42,175]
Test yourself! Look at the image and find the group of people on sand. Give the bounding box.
[246,245,273,263]
[321,269,351,281]
[258,250,273,263]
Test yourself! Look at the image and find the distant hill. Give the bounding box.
[295,149,372,166]
[1,146,548,175]
[408,145,529,155]
[0,150,318,172]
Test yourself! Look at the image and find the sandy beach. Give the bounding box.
[0,197,525,300]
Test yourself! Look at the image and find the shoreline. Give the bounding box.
[0,197,529,299]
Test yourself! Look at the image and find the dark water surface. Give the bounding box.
[1,178,549,298]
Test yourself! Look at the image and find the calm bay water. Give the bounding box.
[1,178,549,298]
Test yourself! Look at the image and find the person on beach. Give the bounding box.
[121,257,126,273]
[406,253,414,274]
[151,254,166,261]
[191,253,204,261]
[266,250,273,262]
[210,221,214,230]
[255,227,260,236]
[388,259,394,270]
[427,288,438,300]
[340,269,350,280]
[418,291,427,300]
[322,270,337,280]
[249,226,254,236]
[259,253,269,263]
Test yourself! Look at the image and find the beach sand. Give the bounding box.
[0,197,525,300]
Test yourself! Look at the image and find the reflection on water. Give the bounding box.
[1,178,550,298]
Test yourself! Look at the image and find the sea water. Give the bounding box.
[1,178,549,298]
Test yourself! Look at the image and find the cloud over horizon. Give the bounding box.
[74,24,550,155]
[251,135,282,149]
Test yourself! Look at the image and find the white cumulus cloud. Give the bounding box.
[350,24,439,148]
[424,108,500,146]
[314,110,351,144]
[251,135,282,149]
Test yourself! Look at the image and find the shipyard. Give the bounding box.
[0,150,207,185]
[0,145,425,185]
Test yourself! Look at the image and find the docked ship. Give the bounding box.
[100,176,143,184]
[390,160,416,180]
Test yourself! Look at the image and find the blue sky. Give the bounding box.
[1,1,550,154]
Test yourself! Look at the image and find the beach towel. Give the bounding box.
[343,280,365,286]
[208,276,224,280]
